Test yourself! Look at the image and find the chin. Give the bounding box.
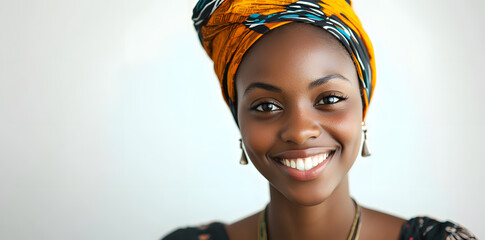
[289,196,328,207]
[272,179,339,206]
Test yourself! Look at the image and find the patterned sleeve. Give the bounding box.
[400,217,476,240]
[161,222,229,240]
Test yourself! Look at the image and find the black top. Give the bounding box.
[162,217,476,240]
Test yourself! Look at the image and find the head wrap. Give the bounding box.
[192,0,375,122]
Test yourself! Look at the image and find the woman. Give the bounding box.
[163,0,476,239]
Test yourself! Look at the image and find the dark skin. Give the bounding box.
[225,23,405,240]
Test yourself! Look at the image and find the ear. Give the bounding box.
[345,0,352,6]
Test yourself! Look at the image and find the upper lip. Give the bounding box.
[271,147,336,160]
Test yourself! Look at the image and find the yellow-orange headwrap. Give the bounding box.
[192,0,375,122]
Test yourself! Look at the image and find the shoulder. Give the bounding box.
[360,207,406,240]
[225,212,260,240]
[400,216,476,240]
[161,222,229,240]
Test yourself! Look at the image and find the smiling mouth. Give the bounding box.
[276,151,335,171]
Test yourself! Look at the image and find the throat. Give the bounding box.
[264,185,359,240]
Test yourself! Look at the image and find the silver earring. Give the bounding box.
[239,138,248,165]
[361,122,371,157]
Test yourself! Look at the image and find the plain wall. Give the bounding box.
[0,0,483,239]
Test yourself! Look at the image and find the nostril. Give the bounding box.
[278,109,323,144]
[280,125,322,145]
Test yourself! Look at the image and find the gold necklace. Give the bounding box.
[257,200,362,240]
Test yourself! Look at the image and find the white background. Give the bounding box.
[1,0,484,239]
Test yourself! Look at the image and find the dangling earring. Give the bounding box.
[361,122,371,157]
[239,138,248,165]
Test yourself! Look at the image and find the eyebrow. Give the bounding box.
[243,74,349,96]
[244,82,282,96]
[308,74,350,90]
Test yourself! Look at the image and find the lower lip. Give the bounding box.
[275,152,334,181]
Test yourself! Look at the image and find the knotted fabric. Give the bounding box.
[192,0,375,121]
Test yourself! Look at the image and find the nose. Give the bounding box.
[279,107,322,145]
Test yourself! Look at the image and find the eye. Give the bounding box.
[317,95,347,105]
[253,102,282,112]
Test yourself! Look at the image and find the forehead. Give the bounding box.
[235,23,358,92]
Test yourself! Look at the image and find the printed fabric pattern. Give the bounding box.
[400,217,477,240]
[192,0,375,122]
[162,217,477,240]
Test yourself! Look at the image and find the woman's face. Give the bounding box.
[236,23,363,205]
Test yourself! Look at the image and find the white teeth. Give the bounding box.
[279,152,332,171]
[304,158,312,170]
[296,158,305,170]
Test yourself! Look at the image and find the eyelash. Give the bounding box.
[316,94,348,105]
[251,102,282,112]
[251,94,348,113]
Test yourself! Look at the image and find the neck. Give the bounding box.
[266,177,355,240]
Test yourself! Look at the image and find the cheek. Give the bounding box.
[239,117,277,163]
[340,112,362,154]
[326,97,363,156]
